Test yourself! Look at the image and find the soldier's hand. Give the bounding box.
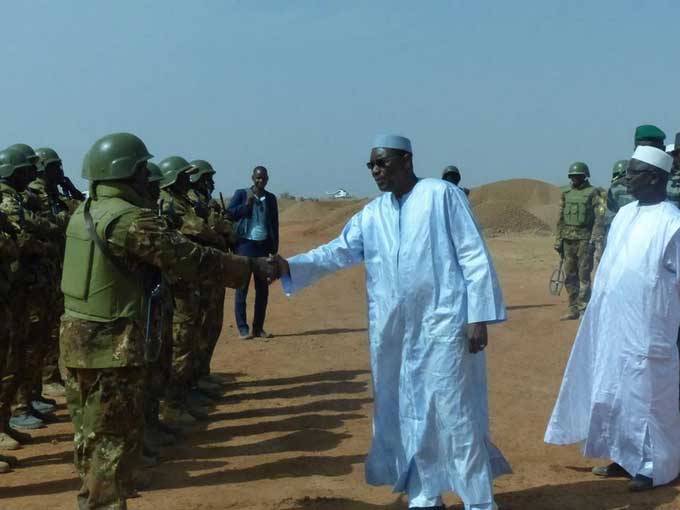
[251,256,280,284]
[468,322,488,354]
[269,254,290,278]
[61,177,85,201]
[554,243,563,255]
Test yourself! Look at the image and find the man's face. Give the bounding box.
[198,174,215,195]
[176,170,192,193]
[636,139,666,150]
[443,172,460,186]
[12,166,34,191]
[368,148,409,192]
[252,169,268,191]
[131,162,150,196]
[626,160,659,199]
[45,161,64,185]
[569,175,586,188]
[673,151,680,170]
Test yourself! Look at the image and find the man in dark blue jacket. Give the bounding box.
[228,166,279,338]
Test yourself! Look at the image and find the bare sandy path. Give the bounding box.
[1,228,678,510]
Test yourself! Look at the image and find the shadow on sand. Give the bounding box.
[274,327,368,338]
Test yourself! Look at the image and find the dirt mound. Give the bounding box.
[469,178,561,209]
[280,199,364,223]
[473,200,551,235]
[469,179,559,234]
[301,199,369,237]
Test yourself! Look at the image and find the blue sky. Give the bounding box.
[2,1,678,196]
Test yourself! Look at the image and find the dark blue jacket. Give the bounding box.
[227,188,279,254]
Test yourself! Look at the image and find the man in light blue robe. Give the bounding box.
[274,135,510,510]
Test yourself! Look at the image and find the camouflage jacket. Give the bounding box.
[0,215,18,300]
[187,189,237,250]
[160,188,224,249]
[60,182,251,369]
[0,181,61,289]
[555,182,603,242]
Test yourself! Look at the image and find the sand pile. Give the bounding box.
[469,179,560,235]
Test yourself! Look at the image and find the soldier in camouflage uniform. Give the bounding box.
[20,147,83,409]
[32,148,84,398]
[188,160,238,387]
[141,162,177,450]
[60,132,274,510]
[555,162,603,320]
[158,156,226,425]
[0,148,56,446]
[0,209,20,470]
[8,143,64,430]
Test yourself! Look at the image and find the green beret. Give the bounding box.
[635,124,666,143]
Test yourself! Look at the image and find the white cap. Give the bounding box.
[631,145,673,173]
[667,143,676,154]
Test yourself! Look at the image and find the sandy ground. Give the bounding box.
[2,224,679,510]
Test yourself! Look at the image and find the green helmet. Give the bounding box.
[568,161,590,178]
[0,147,34,178]
[189,159,215,183]
[82,132,152,182]
[7,143,39,165]
[612,159,628,179]
[147,162,163,183]
[159,156,195,188]
[35,147,62,173]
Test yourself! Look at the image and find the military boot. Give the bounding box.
[160,402,197,427]
[31,400,56,414]
[42,382,66,398]
[5,427,31,444]
[186,402,210,421]
[197,378,222,393]
[560,309,580,321]
[144,426,177,447]
[0,453,18,467]
[189,388,215,407]
[0,432,20,451]
[9,410,44,430]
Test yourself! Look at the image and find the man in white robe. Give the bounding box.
[274,135,510,510]
[545,145,680,491]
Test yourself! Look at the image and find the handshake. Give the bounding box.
[250,254,290,284]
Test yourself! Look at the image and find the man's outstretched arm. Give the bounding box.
[275,211,364,295]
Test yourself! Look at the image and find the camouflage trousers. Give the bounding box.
[15,287,52,411]
[63,366,144,510]
[563,238,594,313]
[167,287,200,406]
[42,290,64,386]
[195,285,225,381]
[0,303,18,427]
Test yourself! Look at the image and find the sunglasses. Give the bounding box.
[366,155,402,171]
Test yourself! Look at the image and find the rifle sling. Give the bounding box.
[83,198,136,281]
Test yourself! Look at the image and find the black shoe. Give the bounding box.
[628,474,653,491]
[592,462,629,478]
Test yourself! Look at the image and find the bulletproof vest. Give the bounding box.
[562,185,597,227]
[667,170,680,207]
[609,181,634,211]
[61,191,147,322]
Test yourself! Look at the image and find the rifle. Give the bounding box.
[549,241,565,296]
[144,199,171,363]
